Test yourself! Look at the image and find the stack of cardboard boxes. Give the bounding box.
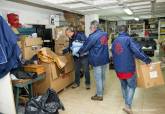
[18,37,43,60]
[54,27,69,54]
[64,11,85,31]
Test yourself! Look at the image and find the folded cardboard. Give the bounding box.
[23,64,45,75]
[23,46,42,60]
[136,59,165,88]
[33,62,74,95]
[38,48,67,69]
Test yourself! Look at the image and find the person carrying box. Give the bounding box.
[112,25,151,114]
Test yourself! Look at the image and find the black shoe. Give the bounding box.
[91,94,103,101]
[72,83,79,89]
[86,85,90,90]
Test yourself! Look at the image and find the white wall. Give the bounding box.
[0,0,64,26]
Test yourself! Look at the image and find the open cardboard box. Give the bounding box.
[33,62,74,95]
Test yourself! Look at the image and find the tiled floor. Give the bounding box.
[58,69,165,114]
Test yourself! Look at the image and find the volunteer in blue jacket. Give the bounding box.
[112,25,151,114]
[78,20,110,101]
[63,27,90,89]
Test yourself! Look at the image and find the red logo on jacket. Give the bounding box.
[115,43,123,54]
[100,36,108,45]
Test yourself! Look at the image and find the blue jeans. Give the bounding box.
[93,64,107,97]
[120,75,137,108]
[74,56,90,85]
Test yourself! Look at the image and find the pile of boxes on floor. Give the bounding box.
[17,27,75,95]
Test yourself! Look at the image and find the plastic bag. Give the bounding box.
[25,89,65,114]
[71,41,83,57]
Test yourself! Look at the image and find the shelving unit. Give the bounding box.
[148,18,158,39]
[128,23,145,37]
[158,19,165,41]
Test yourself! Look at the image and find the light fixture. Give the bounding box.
[124,8,133,15]
[42,0,75,4]
[134,17,139,21]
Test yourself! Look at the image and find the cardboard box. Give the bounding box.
[136,59,165,88]
[64,54,74,73]
[21,38,43,60]
[21,37,43,47]
[54,27,68,40]
[23,46,42,60]
[54,44,68,54]
[23,64,45,75]
[55,38,69,46]
[33,62,74,95]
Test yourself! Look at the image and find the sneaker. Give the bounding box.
[72,83,79,89]
[122,107,133,114]
[86,85,90,90]
[91,94,103,101]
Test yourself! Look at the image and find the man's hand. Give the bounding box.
[145,58,152,64]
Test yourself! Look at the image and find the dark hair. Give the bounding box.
[118,25,128,32]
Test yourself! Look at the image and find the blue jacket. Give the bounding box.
[63,32,87,54]
[112,32,150,73]
[79,29,110,67]
[0,16,21,78]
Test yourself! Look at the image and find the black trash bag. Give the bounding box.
[25,89,65,114]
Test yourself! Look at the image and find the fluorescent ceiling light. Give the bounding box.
[134,17,139,21]
[42,0,76,4]
[124,8,133,15]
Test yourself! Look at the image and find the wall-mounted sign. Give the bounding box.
[50,14,59,25]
